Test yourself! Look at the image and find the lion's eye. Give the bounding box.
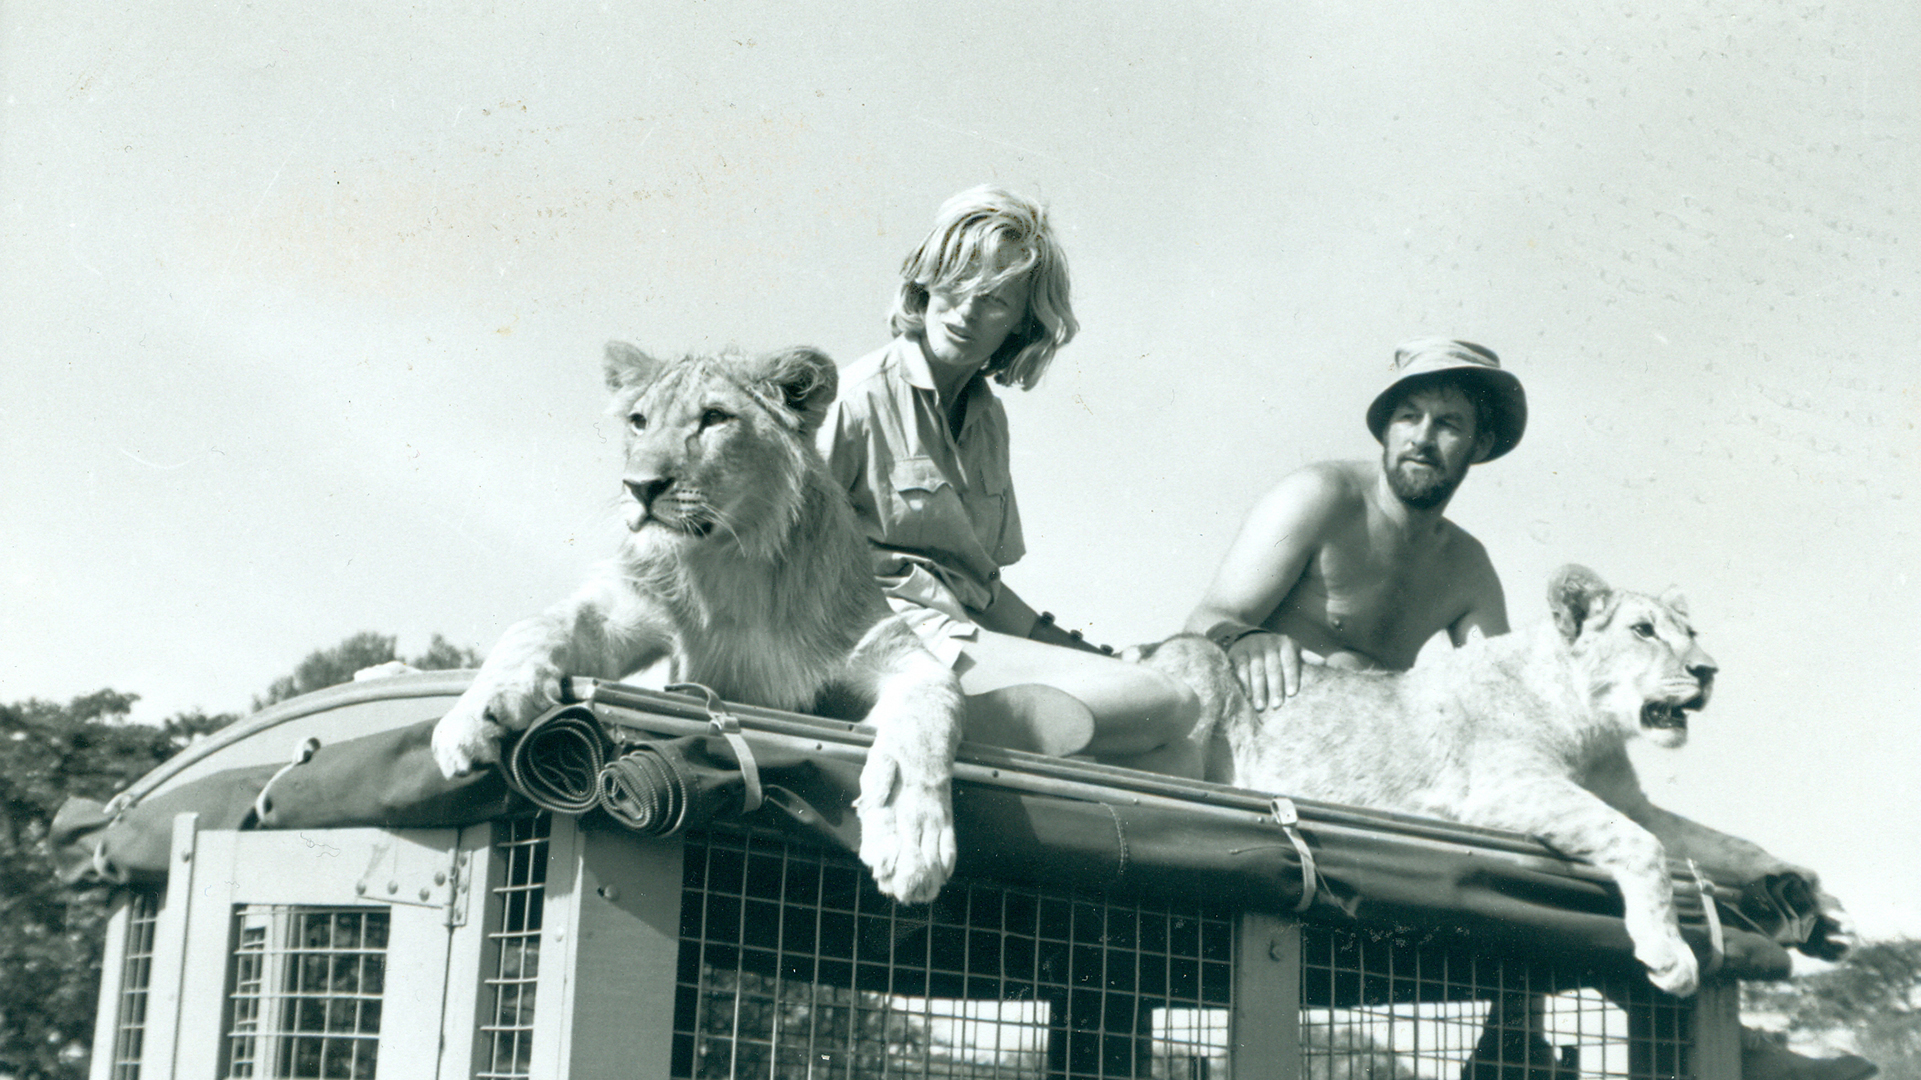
[1632,621,1656,639]
[628,411,647,431]
[699,408,732,429]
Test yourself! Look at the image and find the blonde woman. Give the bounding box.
[819,186,1202,776]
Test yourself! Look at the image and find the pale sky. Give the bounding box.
[3,2,1916,942]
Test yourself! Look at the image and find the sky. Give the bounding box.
[3,2,1916,943]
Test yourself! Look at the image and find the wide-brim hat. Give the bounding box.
[1365,338,1527,463]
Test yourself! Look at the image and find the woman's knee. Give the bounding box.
[1138,669,1202,742]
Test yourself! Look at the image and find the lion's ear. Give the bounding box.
[604,341,662,392]
[1658,587,1690,617]
[754,346,838,436]
[1547,564,1612,642]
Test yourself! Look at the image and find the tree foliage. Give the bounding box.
[252,631,482,710]
[0,691,234,1080]
[1746,939,1921,1080]
[1,632,481,1080]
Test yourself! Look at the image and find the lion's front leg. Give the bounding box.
[433,572,672,778]
[845,619,963,905]
[1469,776,1700,996]
[1642,806,1854,959]
[1589,748,1855,960]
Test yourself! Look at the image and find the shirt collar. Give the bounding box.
[895,335,993,419]
[894,334,940,392]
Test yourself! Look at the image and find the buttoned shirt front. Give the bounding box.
[819,336,1026,628]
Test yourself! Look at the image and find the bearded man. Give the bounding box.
[1185,338,1523,708]
[1182,339,1875,1080]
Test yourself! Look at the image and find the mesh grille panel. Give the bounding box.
[672,827,1236,1079]
[220,906,389,1079]
[479,815,550,1080]
[1300,924,1693,1080]
[111,889,162,1080]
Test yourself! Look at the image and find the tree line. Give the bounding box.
[0,632,478,1080]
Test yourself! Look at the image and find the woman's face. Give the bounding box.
[920,269,1032,378]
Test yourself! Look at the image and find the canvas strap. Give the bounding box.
[1690,858,1725,976]
[666,683,765,815]
[253,736,322,824]
[1271,796,1319,913]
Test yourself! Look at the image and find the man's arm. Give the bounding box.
[1185,465,1345,708]
[1445,533,1510,647]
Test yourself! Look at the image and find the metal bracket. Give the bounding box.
[353,834,467,920]
[445,846,474,928]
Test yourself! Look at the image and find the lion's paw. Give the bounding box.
[432,660,564,778]
[432,698,503,779]
[855,754,955,905]
[1637,931,1701,997]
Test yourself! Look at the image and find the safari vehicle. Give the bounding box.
[62,669,1774,1080]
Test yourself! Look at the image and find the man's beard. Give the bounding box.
[1384,450,1466,510]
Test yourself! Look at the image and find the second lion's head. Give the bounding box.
[1547,564,1720,750]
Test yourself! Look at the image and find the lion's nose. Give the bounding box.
[626,476,673,508]
[1687,661,1718,685]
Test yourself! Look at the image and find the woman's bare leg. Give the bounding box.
[955,629,1205,777]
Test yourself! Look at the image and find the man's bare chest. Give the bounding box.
[1300,543,1468,666]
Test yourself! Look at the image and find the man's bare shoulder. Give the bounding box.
[1436,517,1497,572]
[1229,461,1374,546]
[1254,460,1372,514]
[1434,518,1508,634]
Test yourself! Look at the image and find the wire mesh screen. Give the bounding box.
[110,889,162,1080]
[220,906,389,1079]
[673,827,1236,1079]
[1299,924,1692,1080]
[478,814,550,1080]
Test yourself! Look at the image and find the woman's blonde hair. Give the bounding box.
[889,185,1078,390]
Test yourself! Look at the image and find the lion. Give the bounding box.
[1137,564,1850,996]
[432,342,965,904]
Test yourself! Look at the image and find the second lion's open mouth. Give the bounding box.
[1641,694,1705,731]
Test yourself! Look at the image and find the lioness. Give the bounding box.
[433,342,964,904]
[1141,564,1848,996]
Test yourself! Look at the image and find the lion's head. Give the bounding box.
[603,342,838,563]
[1548,564,1719,749]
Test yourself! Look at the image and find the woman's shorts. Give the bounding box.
[887,597,979,669]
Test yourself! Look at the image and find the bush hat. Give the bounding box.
[1365,338,1527,463]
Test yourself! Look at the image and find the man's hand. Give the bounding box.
[1229,630,1303,711]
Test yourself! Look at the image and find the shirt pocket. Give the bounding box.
[884,456,976,554]
[975,473,1017,563]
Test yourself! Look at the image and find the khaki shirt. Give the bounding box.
[819,337,1027,630]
